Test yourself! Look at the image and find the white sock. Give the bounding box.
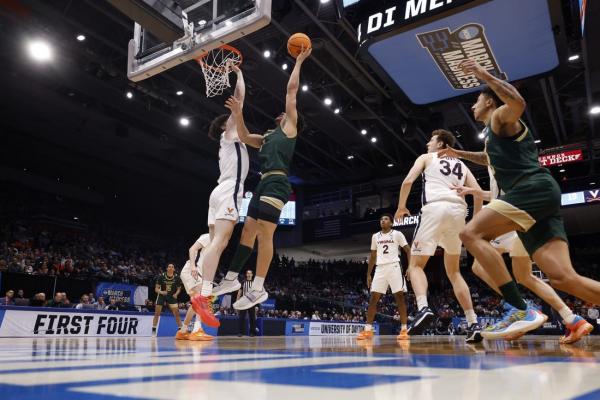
[416,295,428,310]
[401,324,407,331]
[179,325,187,333]
[465,309,478,326]
[253,276,265,291]
[225,271,238,280]
[364,324,373,331]
[201,280,213,297]
[559,306,576,324]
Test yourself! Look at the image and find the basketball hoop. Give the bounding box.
[196,45,243,98]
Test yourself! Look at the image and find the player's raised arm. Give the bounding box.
[224,64,246,140]
[395,154,428,222]
[282,47,312,138]
[224,96,263,149]
[438,147,489,166]
[460,59,526,131]
[463,169,484,215]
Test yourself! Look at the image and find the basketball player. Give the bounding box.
[454,171,593,344]
[439,58,600,339]
[189,62,248,327]
[394,130,484,343]
[357,214,411,341]
[176,233,214,341]
[152,264,183,335]
[212,47,312,310]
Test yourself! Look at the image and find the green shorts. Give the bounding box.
[247,174,291,221]
[487,172,567,256]
[155,294,178,306]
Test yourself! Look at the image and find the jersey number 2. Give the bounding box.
[382,245,389,254]
[439,160,463,179]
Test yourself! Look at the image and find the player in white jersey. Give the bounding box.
[175,233,214,341]
[357,214,411,341]
[189,63,249,328]
[395,130,484,342]
[455,172,593,344]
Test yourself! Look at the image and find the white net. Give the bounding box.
[197,46,242,98]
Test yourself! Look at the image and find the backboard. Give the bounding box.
[110,0,271,82]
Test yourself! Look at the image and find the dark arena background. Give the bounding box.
[1,0,600,399]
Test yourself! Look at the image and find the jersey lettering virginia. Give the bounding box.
[371,230,408,266]
[421,152,468,206]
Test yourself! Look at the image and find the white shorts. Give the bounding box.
[371,262,407,294]
[208,180,243,226]
[491,232,529,258]
[180,260,203,295]
[411,202,466,256]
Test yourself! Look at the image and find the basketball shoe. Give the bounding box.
[189,328,214,341]
[233,288,268,310]
[212,278,241,297]
[190,295,220,327]
[357,330,374,340]
[397,328,409,341]
[408,306,435,335]
[481,304,546,340]
[175,330,190,340]
[559,316,594,344]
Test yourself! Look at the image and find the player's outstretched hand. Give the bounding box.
[226,59,241,74]
[438,146,459,159]
[394,207,410,223]
[296,47,312,63]
[225,96,242,115]
[452,185,484,199]
[459,59,490,81]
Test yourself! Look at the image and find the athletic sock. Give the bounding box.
[253,276,265,291]
[416,295,428,310]
[201,280,213,297]
[225,271,239,281]
[559,306,576,324]
[499,281,527,310]
[229,244,252,274]
[401,324,407,331]
[364,324,373,331]
[465,309,478,326]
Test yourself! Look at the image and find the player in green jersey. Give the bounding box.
[440,59,599,341]
[152,263,183,335]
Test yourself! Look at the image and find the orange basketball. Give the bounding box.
[287,33,312,58]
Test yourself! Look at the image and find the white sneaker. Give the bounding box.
[233,289,268,310]
[212,278,241,296]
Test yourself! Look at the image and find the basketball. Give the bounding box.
[287,33,311,58]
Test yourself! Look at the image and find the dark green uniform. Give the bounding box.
[155,272,182,306]
[484,120,567,255]
[248,126,296,218]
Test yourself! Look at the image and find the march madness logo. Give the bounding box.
[417,23,507,90]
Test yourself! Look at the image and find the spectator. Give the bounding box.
[88,292,97,304]
[0,290,15,306]
[96,296,107,310]
[16,289,26,299]
[30,293,46,307]
[105,298,119,311]
[46,293,66,308]
[75,294,93,309]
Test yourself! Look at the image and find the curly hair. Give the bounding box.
[431,129,456,149]
[208,114,229,141]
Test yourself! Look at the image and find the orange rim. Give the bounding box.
[196,44,243,72]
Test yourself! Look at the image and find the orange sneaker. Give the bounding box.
[559,316,594,344]
[357,330,374,340]
[175,330,190,340]
[189,328,214,341]
[397,329,409,341]
[191,294,220,328]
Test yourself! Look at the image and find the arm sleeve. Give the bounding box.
[370,234,377,251]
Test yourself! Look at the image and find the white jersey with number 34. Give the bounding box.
[371,230,408,266]
[422,152,468,206]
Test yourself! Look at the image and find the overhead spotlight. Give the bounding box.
[361,129,367,135]
[370,137,377,143]
[320,0,331,3]
[73,217,79,221]
[179,117,190,127]
[176,90,183,96]
[347,155,354,160]
[387,163,394,167]
[568,54,580,62]
[126,91,133,99]
[559,169,565,173]
[302,84,309,92]
[334,108,340,114]
[591,182,596,186]
[198,20,207,26]
[76,34,86,42]
[28,40,52,62]
[534,139,541,144]
[324,98,333,106]
[478,132,485,139]
[282,63,288,70]
[263,50,271,58]
[590,106,600,115]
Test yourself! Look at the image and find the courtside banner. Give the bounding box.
[0,307,153,337]
[538,150,583,167]
[308,321,379,336]
[96,282,148,306]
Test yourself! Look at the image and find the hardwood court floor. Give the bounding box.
[0,335,599,400]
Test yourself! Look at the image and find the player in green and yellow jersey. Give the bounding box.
[152,263,183,335]
[440,59,598,341]
[210,46,312,311]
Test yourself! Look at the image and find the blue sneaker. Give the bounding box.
[481,305,546,340]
